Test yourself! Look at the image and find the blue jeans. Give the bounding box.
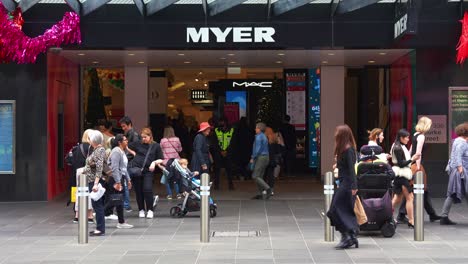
[89,182,105,233]
[123,178,130,209]
[166,180,180,196]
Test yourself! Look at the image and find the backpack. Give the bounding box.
[65,143,86,166]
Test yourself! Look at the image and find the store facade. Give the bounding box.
[0,1,466,201]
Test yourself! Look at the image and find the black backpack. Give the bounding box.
[65,143,86,166]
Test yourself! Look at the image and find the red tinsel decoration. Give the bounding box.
[456,12,468,65]
[0,3,81,64]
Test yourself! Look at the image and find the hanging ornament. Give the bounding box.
[456,12,468,65]
[0,3,81,64]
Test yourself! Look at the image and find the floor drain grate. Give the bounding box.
[211,231,262,237]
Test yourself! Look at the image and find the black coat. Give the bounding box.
[327,147,358,233]
[191,133,211,173]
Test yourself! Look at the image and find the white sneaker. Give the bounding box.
[105,214,118,221]
[139,210,146,218]
[116,223,134,229]
[146,210,154,219]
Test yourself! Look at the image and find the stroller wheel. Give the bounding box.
[170,206,181,218]
[381,220,396,238]
[210,208,217,218]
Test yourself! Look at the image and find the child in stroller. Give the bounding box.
[356,145,396,237]
[154,158,218,218]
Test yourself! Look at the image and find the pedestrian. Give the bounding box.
[397,117,442,223]
[440,122,468,225]
[106,134,134,229]
[213,117,235,190]
[127,128,164,219]
[390,129,420,228]
[367,128,390,160]
[279,115,296,176]
[265,130,285,196]
[230,117,254,180]
[191,122,212,174]
[250,122,272,200]
[160,126,183,199]
[119,116,140,212]
[326,125,359,249]
[84,130,107,236]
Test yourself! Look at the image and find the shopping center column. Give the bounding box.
[321,66,345,174]
[125,66,149,130]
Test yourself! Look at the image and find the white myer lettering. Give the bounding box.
[232,82,273,88]
[186,27,276,43]
[394,14,408,39]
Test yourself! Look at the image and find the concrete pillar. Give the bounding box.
[148,77,168,114]
[124,66,148,131]
[321,66,345,174]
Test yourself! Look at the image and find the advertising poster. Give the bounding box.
[449,88,468,149]
[224,103,240,126]
[0,101,15,174]
[285,70,307,131]
[226,91,247,118]
[308,68,321,168]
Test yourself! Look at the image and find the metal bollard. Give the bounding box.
[414,171,424,241]
[324,172,334,242]
[200,173,210,243]
[78,174,89,244]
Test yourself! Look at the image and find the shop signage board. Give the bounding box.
[232,82,272,88]
[417,115,446,144]
[394,13,408,39]
[186,27,276,43]
[308,69,321,168]
[0,100,15,174]
[285,70,307,131]
[449,87,468,150]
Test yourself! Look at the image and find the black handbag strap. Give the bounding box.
[141,144,154,172]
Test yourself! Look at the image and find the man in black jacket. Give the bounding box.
[279,115,296,177]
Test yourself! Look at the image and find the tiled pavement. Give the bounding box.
[2,179,468,264]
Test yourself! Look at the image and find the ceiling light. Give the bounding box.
[368,60,376,63]
[92,61,99,64]
[199,71,203,75]
[275,61,283,64]
[195,78,199,82]
[229,61,237,64]
[183,61,191,64]
[220,57,226,60]
[128,53,135,56]
[204,83,208,87]
[379,52,387,55]
[328,53,335,56]
[178,53,185,56]
[138,61,145,64]
[278,53,285,56]
[322,61,328,64]
[77,53,85,56]
[227,53,235,56]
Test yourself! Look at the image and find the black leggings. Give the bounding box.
[133,173,154,212]
[104,177,125,224]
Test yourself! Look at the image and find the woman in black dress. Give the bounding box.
[327,125,359,249]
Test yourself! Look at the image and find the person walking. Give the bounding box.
[279,115,296,176]
[326,125,359,249]
[265,130,285,196]
[83,130,107,236]
[160,126,183,199]
[390,129,420,228]
[106,134,133,229]
[398,117,442,223]
[191,122,212,174]
[440,122,468,225]
[127,128,164,219]
[230,117,254,180]
[250,122,272,200]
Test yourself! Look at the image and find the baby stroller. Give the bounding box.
[161,159,218,218]
[356,145,396,237]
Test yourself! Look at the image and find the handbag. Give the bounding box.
[90,184,106,201]
[108,193,124,206]
[128,144,154,177]
[354,196,368,226]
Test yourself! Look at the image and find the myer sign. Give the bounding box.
[394,13,408,39]
[187,27,276,43]
[233,81,273,88]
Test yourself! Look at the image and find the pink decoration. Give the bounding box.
[456,12,468,65]
[0,3,81,64]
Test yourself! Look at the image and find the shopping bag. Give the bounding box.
[71,187,77,203]
[354,196,368,225]
[89,184,106,201]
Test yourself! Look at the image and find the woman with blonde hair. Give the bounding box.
[127,128,164,219]
[160,126,183,199]
[397,116,442,223]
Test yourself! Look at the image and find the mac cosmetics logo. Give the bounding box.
[232,82,273,88]
[186,27,276,43]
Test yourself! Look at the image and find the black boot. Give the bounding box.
[440,217,457,225]
[335,232,354,249]
[429,214,442,222]
[349,230,359,248]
